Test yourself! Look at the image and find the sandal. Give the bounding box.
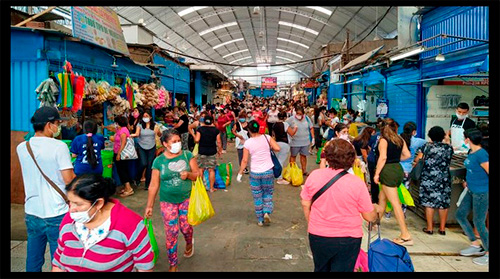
[119,189,134,197]
[184,239,194,258]
[422,228,433,235]
[438,230,446,235]
[393,237,414,246]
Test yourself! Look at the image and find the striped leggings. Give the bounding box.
[160,200,193,267]
[249,169,275,222]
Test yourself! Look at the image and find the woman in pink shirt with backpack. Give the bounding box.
[301,139,380,272]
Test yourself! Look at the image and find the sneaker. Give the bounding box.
[276,179,290,185]
[460,245,486,257]
[472,254,489,266]
[263,213,271,226]
[384,212,392,219]
[257,221,264,227]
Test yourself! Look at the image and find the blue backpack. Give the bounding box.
[367,223,414,272]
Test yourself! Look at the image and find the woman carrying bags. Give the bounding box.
[237,120,281,227]
[144,129,200,272]
[232,111,250,175]
[373,118,412,246]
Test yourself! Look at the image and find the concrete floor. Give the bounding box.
[11,141,488,272]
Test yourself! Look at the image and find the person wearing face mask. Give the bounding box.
[196,115,223,193]
[273,111,295,185]
[445,102,476,152]
[128,107,144,134]
[285,106,314,177]
[172,107,190,151]
[52,174,154,272]
[16,106,76,272]
[130,110,162,190]
[232,111,250,174]
[319,123,350,169]
[413,126,453,236]
[145,129,200,272]
[70,120,105,176]
[267,105,279,136]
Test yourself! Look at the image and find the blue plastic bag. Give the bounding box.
[203,169,210,191]
[214,168,226,189]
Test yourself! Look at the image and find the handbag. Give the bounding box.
[25,141,69,204]
[409,145,429,181]
[263,135,282,178]
[120,137,138,160]
[311,170,348,204]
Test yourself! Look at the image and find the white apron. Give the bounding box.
[450,118,468,152]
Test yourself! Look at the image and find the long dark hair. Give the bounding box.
[400,121,417,149]
[140,109,156,130]
[83,120,98,169]
[353,126,375,148]
[66,174,115,203]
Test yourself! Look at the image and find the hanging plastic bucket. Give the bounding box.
[101,150,114,178]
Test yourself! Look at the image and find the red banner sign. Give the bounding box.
[443,79,489,86]
[261,77,277,89]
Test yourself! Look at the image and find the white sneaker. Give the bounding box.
[460,245,486,257]
[472,254,488,265]
[276,179,290,185]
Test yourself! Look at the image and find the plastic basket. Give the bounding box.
[101,150,114,178]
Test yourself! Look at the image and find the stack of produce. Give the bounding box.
[110,95,131,116]
[35,78,60,108]
[155,86,168,109]
[138,83,159,108]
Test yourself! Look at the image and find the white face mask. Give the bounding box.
[339,134,349,141]
[169,142,182,154]
[143,117,150,123]
[70,200,99,224]
[343,120,349,125]
[456,113,467,120]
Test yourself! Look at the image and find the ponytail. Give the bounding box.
[83,120,98,169]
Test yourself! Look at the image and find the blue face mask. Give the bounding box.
[239,118,246,123]
[200,117,205,123]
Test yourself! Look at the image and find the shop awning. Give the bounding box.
[339,45,384,73]
[394,74,489,85]
[190,64,228,80]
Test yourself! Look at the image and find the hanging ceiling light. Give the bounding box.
[435,49,445,61]
[261,45,266,51]
[253,6,260,15]
[259,30,264,38]
[138,18,145,26]
[389,46,425,61]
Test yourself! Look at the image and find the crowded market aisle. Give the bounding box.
[10,141,487,272]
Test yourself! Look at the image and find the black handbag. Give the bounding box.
[409,145,429,181]
[264,135,282,178]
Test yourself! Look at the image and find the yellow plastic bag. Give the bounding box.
[187,177,215,226]
[282,163,292,182]
[352,158,365,182]
[192,143,199,157]
[290,163,304,186]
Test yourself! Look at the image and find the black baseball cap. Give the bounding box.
[30,106,66,124]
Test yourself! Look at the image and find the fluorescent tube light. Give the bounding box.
[276,56,296,63]
[200,21,238,36]
[306,6,332,16]
[276,48,303,58]
[213,38,244,50]
[278,21,319,36]
[222,49,249,58]
[230,56,253,64]
[389,46,425,61]
[178,6,208,17]
[277,37,309,49]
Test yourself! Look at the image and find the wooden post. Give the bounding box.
[15,6,56,27]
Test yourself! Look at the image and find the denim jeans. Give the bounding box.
[25,213,65,272]
[455,190,489,251]
[137,146,156,189]
[220,130,227,150]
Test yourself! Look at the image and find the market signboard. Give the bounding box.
[443,78,489,86]
[261,77,277,89]
[71,7,130,56]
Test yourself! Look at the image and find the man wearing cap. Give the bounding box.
[16,106,76,272]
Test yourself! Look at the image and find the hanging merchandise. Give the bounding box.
[155,86,168,110]
[35,78,60,108]
[58,61,74,109]
[138,83,159,108]
[84,79,99,104]
[71,76,86,113]
[125,76,135,108]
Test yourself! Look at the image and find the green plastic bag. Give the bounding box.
[379,183,415,212]
[143,218,159,265]
[218,163,233,186]
[226,125,235,140]
[316,147,323,164]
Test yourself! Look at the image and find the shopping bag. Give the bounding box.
[352,159,365,182]
[187,177,215,226]
[214,168,226,189]
[192,143,199,157]
[354,249,369,272]
[218,163,233,186]
[120,138,138,160]
[282,163,292,182]
[203,169,210,191]
[380,183,415,211]
[226,125,235,140]
[290,163,303,186]
[143,218,159,265]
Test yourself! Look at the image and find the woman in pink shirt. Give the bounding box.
[237,120,280,226]
[300,139,380,272]
[110,116,134,197]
